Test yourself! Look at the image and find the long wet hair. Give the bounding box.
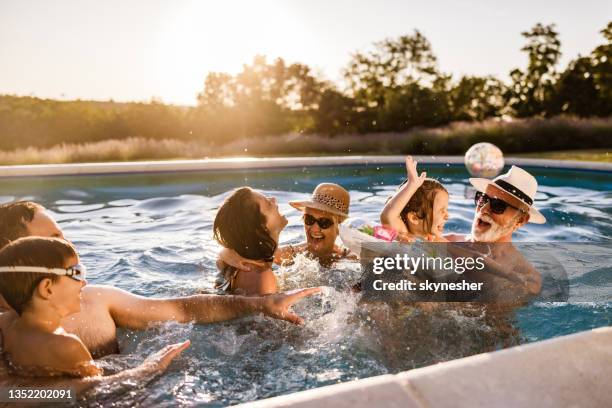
[0,237,77,314]
[398,179,448,235]
[213,187,277,261]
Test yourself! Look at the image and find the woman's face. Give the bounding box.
[304,208,338,258]
[51,254,86,317]
[252,191,288,240]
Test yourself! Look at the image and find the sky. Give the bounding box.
[0,0,610,106]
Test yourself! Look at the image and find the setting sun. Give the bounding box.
[154,0,310,105]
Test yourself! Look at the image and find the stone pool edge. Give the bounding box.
[0,156,610,178]
[236,326,611,408]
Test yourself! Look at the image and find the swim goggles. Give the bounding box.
[0,263,87,282]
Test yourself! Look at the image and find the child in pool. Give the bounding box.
[380,156,449,242]
[0,237,190,378]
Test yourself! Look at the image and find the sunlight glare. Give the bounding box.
[154,0,309,106]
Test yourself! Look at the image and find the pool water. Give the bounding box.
[0,164,610,407]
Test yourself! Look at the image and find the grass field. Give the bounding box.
[0,117,609,165]
[514,149,611,162]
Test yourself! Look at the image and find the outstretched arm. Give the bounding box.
[92,285,321,330]
[2,341,190,396]
[380,157,426,235]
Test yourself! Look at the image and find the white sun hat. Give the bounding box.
[469,165,546,224]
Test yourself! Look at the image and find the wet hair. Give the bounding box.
[213,187,277,261]
[398,179,448,235]
[0,201,44,250]
[0,237,77,315]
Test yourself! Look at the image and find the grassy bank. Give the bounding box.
[515,149,610,162]
[0,117,610,165]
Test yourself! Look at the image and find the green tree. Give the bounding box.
[344,31,439,109]
[506,23,562,117]
[313,89,357,135]
[590,22,612,113]
[546,21,611,117]
[449,76,506,121]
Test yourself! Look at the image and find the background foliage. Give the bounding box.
[0,22,610,155]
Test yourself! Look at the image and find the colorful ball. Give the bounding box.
[464,142,504,177]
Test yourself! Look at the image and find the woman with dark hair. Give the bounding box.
[213,187,288,295]
[216,183,356,276]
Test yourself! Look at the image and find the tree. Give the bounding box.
[344,31,439,109]
[313,89,357,135]
[197,72,235,109]
[449,76,506,121]
[506,23,562,117]
[590,21,612,114]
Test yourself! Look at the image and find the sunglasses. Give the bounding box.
[474,191,526,215]
[303,214,334,229]
[0,263,87,282]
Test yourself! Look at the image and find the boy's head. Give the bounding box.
[0,237,83,315]
[0,201,64,249]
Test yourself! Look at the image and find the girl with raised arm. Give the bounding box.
[380,157,449,242]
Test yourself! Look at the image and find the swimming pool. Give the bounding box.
[0,162,610,406]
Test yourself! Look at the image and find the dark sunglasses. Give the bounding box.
[474,191,526,215]
[303,214,334,229]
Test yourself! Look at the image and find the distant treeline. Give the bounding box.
[0,117,609,165]
[0,22,610,152]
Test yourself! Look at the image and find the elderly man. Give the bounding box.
[0,201,320,359]
[448,165,546,243]
[444,165,547,298]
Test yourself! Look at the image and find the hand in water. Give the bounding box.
[143,340,191,372]
[406,156,426,187]
[260,287,322,325]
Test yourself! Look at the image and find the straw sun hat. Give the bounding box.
[289,183,350,220]
[469,165,546,224]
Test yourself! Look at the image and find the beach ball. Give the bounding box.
[464,142,505,177]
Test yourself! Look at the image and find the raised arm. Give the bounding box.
[380,157,426,233]
[95,285,321,330]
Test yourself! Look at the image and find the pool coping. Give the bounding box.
[237,326,612,408]
[0,156,610,178]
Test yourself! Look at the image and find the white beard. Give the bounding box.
[471,213,517,243]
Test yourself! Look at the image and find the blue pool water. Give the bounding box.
[0,163,610,406]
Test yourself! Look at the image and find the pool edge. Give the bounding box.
[236,326,612,408]
[0,156,610,178]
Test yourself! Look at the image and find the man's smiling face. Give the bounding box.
[471,184,529,243]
